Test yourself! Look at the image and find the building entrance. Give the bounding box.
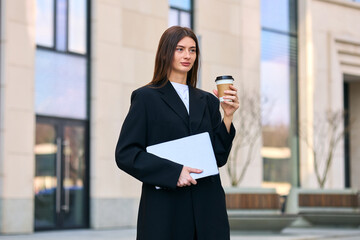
[34,117,88,230]
[344,76,360,190]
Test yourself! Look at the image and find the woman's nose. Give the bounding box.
[184,50,191,59]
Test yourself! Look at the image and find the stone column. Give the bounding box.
[0,0,36,234]
[195,0,262,187]
[90,0,167,228]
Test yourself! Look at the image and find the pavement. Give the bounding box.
[1,227,360,240]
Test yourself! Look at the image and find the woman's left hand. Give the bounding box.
[213,85,239,118]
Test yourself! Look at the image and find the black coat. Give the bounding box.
[115,81,235,240]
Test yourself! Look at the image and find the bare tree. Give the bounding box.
[299,109,352,188]
[227,87,272,186]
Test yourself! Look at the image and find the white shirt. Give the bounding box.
[170,81,189,114]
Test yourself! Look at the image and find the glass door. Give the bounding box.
[34,117,88,230]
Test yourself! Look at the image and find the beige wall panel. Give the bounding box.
[132,49,156,85]
[197,0,241,35]
[119,48,155,85]
[312,30,328,72]
[122,9,167,52]
[122,0,168,19]
[96,81,123,122]
[0,0,36,233]
[239,6,260,39]
[200,29,241,67]
[6,0,35,24]
[241,0,260,8]
[240,69,261,91]
[3,111,34,155]
[339,54,360,66]
[7,22,35,67]
[6,66,34,111]
[313,69,329,113]
[119,83,141,121]
[241,38,260,71]
[97,3,122,44]
[91,158,122,197]
[118,170,142,198]
[342,65,360,77]
[118,48,138,85]
[98,0,121,6]
[94,43,122,81]
[3,154,34,198]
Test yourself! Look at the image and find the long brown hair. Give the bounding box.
[148,26,200,88]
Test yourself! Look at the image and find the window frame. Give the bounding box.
[260,0,300,188]
[169,0,194,29]
[36,0,87,56]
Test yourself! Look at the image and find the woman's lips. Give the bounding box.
[181,62,191,66]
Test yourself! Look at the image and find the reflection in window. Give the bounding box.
[69,0,87,54]
[36,0,54,47]
[261,0,298,195]
[56,0,67,51]
[169,0,193,28]
[36,0,87,54]
[261,0,297,34]
[34,123,57,229]
[35,49,87,119]
[169,0,191,11]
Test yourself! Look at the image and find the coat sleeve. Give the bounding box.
[115,89,183,189]
[208,95,236,168]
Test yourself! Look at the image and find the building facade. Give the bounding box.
[0,0,359,234]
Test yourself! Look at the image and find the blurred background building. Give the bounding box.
[0,0,359,234]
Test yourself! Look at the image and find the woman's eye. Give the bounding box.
[176,48,183,51]
[190,49,196,53]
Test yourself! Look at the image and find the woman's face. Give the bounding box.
[171,36,197,75]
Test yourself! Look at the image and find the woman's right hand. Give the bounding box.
[177,166,203,187]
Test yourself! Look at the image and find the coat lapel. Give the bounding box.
[158,81,189,127]
[189,85,206,133]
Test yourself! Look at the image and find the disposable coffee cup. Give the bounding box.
[215,75,234,102]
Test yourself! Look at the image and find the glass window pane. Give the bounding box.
[68,0,86,54]
[168,8,179,27]
[261,0,297,34]
[180,11,191,28]
[35,49,87,119]
[34,123,57,229]
[36,0,54,47]
[261,31,293,192]
[56,0,67,51]
[62,125,86,227]
[169,0,191,11]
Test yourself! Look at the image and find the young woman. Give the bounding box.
[115,26,239,240]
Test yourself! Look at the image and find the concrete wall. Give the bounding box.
[298,0,360,188]
[0,0,36,234]
[196,0,262,188]
[90,0,167,228]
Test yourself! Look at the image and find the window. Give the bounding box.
[261,0,298,195]
[35,0,88,120]
[36,0,87,55]
[34,0,89,230]
[169,0,193,28]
